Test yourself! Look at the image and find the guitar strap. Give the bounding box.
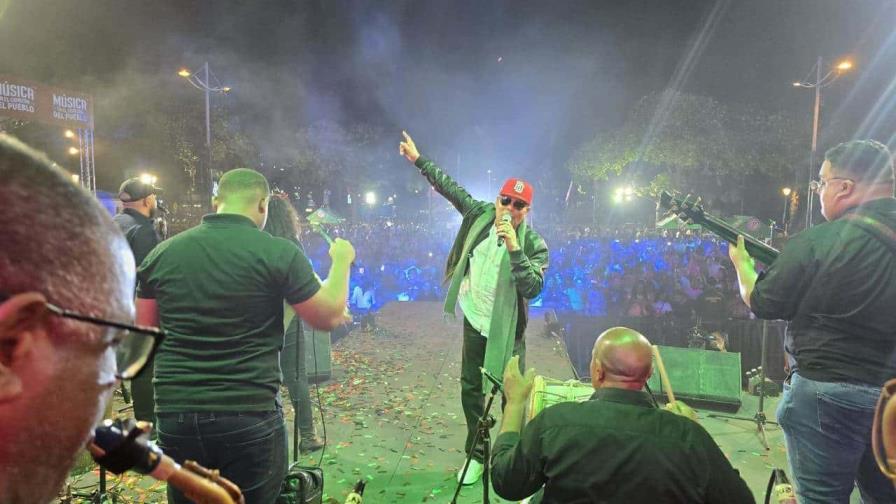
[842,210,896,254]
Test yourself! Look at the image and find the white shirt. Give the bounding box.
[458,225,510,338]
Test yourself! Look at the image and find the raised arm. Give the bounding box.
[399,130,477,215]
[292,238,354,330]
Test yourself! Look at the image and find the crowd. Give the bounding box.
[294,219,751,322]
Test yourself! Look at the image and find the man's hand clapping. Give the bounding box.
[399,130,420,163]
[502,355,536,405]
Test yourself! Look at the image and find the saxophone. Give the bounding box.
[88,418,245,504]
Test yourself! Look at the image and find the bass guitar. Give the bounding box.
[658,191,780,265]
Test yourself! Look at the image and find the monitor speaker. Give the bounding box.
[302,322,332,383]
[647,345,742,412]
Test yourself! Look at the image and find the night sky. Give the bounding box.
[1,0,894,213]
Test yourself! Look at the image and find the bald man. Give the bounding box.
[136,168,355,504]
[491,327,754,503]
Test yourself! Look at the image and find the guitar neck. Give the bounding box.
[697,212,780,265]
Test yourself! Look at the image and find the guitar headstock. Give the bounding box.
[658,190,706,225]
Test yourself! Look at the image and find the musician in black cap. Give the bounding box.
[113,177,162,422]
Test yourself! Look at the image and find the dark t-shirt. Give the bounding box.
[491,388,754,504]
[750,198,896,385]
[113,208,160,268]
[137,213,320,412]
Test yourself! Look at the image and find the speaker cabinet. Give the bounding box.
[302,322,332,383]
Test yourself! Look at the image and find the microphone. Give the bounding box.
[344,479,366,504]
[497,213,512,247]
[480,366,504,392]
[769,468,797,504]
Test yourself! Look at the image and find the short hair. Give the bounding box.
[825,139,895,184]
[216,168,270,206]
[0,134,129,328]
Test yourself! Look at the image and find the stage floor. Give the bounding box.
[65,301,861,503]
[299,301,789,503]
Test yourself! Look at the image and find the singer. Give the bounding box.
[399,131,549,485]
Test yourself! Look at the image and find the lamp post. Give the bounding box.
[781,187,792,235]
[793,57,853,228]
[178,63,231,209]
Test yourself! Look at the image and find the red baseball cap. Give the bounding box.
[499,178,533,205]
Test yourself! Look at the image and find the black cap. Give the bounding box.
[118,178,162,202]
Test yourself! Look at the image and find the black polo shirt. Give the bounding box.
[750,198,896,385]
[137,213,321,412]
[491,388,753,504]
[113,208,160,267]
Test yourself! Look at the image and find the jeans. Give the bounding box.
[280,318,314,437]
[461,317,525,463]
[157,409,287,504]
[777,372,896,503]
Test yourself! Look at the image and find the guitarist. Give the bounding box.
[728,140,896,504]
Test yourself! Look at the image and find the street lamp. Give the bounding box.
[781,187,792,234]
[68,146,79,155]
[364,191,377,205]
[64,129,75,139]
[612,186,634,204]
[178,62,231,207]
[793,57,854,228]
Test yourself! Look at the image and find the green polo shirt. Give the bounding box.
[137,213,321,412]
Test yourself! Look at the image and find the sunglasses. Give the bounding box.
[499,196,528,210]
[0,293,165,380]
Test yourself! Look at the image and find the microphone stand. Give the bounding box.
[707,220,779,450]
[451,379,500,504]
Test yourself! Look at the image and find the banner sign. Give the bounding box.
[0,75,94,129]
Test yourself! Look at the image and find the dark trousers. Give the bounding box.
[130,355,155,422]
[461,317,525,462]
[280,318,314,437]
[157,409,287,504]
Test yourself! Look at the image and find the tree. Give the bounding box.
[567,91,805,216]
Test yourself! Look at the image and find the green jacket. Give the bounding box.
[415,156,549,340]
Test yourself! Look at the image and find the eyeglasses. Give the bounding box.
[499,196,528,210]
[0,293,165,380]
[809,177,853,193]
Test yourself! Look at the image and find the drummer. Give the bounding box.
[490,327,754,504]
